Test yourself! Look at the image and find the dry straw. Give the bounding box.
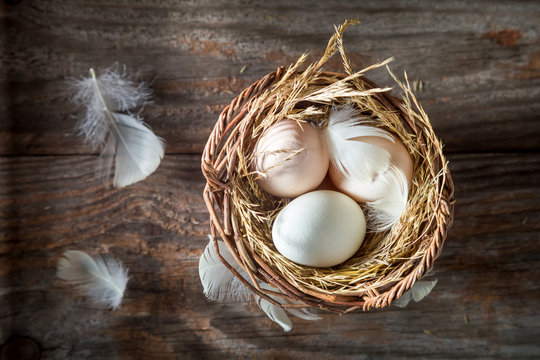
[201,20,455,313]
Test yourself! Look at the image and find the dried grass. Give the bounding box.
[202,20,454,312]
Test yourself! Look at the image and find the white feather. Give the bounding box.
[366,164,409,231]
[57,250,129,310]
[199,237,321,331]
[392,290,413,308]
[108,113,165,188]
[283,307,322,321]
[72,64,164,187]
[254,292,321,332]
[411,279,438,302]
[393,279,438,308]
[255,296,293,332]
[198,237,251,303]
[323,105,393,182]
[258,282,321,329]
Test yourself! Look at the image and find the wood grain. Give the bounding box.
[1,0,539,155]
[1,0,539,359]
[0,153,539,359]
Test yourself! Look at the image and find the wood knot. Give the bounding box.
[1,337,41,360]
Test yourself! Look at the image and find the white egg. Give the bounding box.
[272,190,366,268]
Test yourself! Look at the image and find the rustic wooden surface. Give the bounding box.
[1,1,539,359]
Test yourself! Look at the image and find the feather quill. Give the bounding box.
[57,250,129,310]
[322,104,393,182]
[366,164,409,231]
[392,279,438,308]
[72,64,164,187]
[199,237,321,331]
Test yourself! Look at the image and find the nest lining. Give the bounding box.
[202,20,454,312]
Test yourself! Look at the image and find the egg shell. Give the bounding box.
[272,190,366,268]
[253,120,329,198]
[330,136,413,202]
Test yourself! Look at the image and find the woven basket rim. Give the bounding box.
[201,66,455,313]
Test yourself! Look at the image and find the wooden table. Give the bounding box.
[1,1,539,359]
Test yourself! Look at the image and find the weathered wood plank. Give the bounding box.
[1,0,539,359]
[1,0,539,155]
[0,153,539,359]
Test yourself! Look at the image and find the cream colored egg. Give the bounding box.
[253,120,329,198]
[272,190,366,268]
[330,136,413,202]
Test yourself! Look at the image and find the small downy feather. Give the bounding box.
[366,164,409,231]
[322,104,393,182]
[71,64,165,187]
[199,237,321,331]
[392,279,438,308]
[57,250,129,310]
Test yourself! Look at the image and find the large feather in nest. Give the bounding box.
[366,164,410,231]
[323,105,409,230]
[322,104,393,183]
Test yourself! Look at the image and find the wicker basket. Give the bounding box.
[201,22,454,313]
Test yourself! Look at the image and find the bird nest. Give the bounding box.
[201,21,454,313]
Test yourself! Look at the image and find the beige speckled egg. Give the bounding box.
[253,120,329,198]
[330,136,413,202]
[272,190,366,268]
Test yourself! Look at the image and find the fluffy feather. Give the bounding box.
[199,237,321,331]
[366,164,409,231]
[72,64,164,187]
[198,237,251,303]
[57,250,129,310]
[392,279,438,308]
[322,104,393,182]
